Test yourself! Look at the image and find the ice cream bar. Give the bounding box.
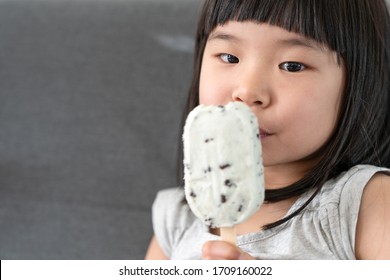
[183,102,265,229]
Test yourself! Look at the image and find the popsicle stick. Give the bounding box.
[220,226,237,245]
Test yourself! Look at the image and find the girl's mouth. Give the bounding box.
[259,128,272,139]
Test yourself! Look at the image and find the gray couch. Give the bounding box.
[0,0,199,259]
[2,0,389,260]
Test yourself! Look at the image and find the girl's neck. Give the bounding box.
[264,159,319,190]
[210,194,300,237]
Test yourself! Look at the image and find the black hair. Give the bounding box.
[179,0,390,229]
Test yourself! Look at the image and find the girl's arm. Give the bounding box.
[355,173,390,259]
[144,235,169,260]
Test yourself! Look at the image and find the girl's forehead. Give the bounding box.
[208,21,330,52]
[201,0,344,53]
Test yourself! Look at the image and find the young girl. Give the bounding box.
[145,0,390,260]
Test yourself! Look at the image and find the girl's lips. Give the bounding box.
[259,128,272,138]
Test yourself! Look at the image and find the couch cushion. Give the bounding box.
[0,0,199,259]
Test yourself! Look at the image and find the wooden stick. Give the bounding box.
[220,226,237,245]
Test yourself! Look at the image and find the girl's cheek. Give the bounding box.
[199,80,217,104]
[199,89,228,105]
[199,80,231,105]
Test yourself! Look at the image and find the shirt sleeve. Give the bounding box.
[337,165,390,256]
[151,187,187,258]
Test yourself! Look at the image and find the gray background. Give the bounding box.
[1,0,389,260]
[0,0,199,259]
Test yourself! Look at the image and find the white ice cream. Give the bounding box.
[183,102,265,228]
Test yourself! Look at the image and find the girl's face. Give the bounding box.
[199,21,346,180]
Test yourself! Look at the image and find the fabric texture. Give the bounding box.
[152,165,390,259]
[0,0,199,259]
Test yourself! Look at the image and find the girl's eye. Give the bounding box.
[279,62,306,72]
[219,53,239,64]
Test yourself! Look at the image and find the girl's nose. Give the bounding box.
[232,66,271,108]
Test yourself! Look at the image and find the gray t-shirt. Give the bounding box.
[152,165,390,259]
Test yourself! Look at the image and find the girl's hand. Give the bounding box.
[202,240,255,260]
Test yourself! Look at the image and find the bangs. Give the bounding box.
[202,0,345,53]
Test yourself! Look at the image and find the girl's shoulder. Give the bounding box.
[153,187,186,210]
[315,164,390,208]
[152,187,192,231]
[266,165,389,259]
[151,187,199,258]
[354,170,390,259]
[305,164,390,259]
